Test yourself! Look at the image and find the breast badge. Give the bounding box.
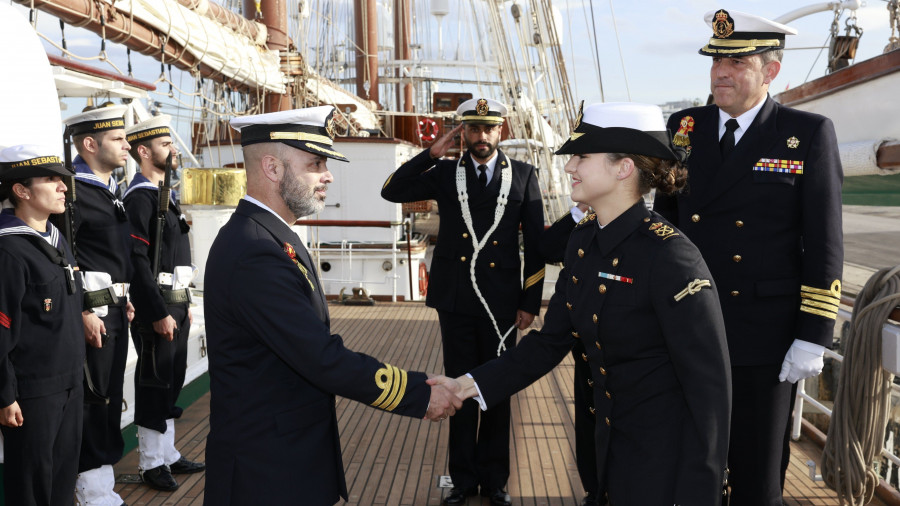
[598,272,634,284]
[673,116,694,157]
[43,298,52,312]
[787,136,800,149]
[283,242,316,291]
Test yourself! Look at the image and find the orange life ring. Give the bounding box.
[417,118,439,142]
[418,261,429,297]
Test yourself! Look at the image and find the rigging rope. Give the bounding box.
[821,265,900,506]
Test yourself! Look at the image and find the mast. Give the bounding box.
[354,0,379,104]
[394,0,414,140]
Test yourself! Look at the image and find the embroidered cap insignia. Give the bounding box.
[713,10,735,39]
[475,98,489,116]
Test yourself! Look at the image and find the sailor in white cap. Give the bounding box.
[64,103,138,506]
[438,101,731,505]
[202,106,461,505]
[381,98,545,506]
[654,9,844,505]
[122,115,205,492]
[0,145,85,506]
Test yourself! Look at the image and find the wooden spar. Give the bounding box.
[242,0,291,112]
[394,0,414,141]
[47,53,157,91]
[174,0,264,44]
[354,0,379,103]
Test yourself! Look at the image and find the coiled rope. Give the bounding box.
[822,265,900,505]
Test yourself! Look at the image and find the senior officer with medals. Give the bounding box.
[381,98,545,506]
[0,145,84,506]
[652,10,844,505]
[62,104,137,506]
[123,115,205,492]
[437,102,732,505]
[203,106,461,505]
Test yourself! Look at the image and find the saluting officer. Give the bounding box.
[123,115,205,492]
[62,104,136,506]
[203,106,461,505]
[440,102,732,505]
[0,145,85,506]
[381,98,545,506]
[653,10,844,505]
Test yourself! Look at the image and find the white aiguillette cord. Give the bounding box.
[455,154,516,356]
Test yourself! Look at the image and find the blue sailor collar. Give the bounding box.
[73,155,119,194]
[0,208,61,249]
[123,172,176,206]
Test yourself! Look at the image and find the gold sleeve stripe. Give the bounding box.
[385,368,408,412]
[801,291,841,306]
[801,298,839,314]
[371,364,408,411]
[382,172,395,190]
[800,305,838,320]
[524,268,546,290]
[801,282,842,298]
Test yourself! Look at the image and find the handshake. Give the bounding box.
[422,374,480,421]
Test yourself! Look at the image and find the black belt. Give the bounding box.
[83,287,119,311]
[161,288,192,304]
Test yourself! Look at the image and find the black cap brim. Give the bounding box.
[555,125,678,160]
[0,163,74,182]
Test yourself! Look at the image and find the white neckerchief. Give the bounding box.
[243,195,296,230]
[470,152,499,183]
[718,94,766,146]
[456,151,515,356]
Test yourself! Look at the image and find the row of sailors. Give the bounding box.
[0,106,203,506]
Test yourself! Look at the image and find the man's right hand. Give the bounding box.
[153,315,178,342]
[1,401,23,427]
[424,376,463,421]
[428,124,464,159]
[82,311,105,348]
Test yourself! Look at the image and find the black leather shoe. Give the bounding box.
[581,492,600,506]
[141,465,179,491]
[443,486,477,505]
[482,488,512,506]
[169,456,206,474]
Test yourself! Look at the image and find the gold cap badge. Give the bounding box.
[476,99,489,116]
[713,10,735,39]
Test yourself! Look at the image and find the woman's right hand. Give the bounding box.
[428,124,464,159]
[1,401,23,427]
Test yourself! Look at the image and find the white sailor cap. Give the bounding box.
[230,106,348,162]
[0,144,72,182]
[126,114,172,145]
[456,98,507,125]
[699,9,797,57]
[555,102,680,161]
[64,104,128,136]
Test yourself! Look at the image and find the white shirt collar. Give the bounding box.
[470,151,499,182]
[718,94,767,146]
[243,195,295,230]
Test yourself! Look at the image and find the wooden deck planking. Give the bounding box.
[113,301,883,505]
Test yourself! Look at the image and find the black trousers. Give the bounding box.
[438,310,516,491]
[131,304,190,433]
[571,340,599,498]
[2,387,83,506]
[79,303,130,472]
[728,364,796,506]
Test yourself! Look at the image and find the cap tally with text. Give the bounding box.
[0,144,73,182]
[456,98,507,125]
[555,102,678,161]
[699,9,797,57]
[63,104,128,137]
[230,106,348,162]
[126,114,172,145]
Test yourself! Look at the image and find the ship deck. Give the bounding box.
[112,302,878,505]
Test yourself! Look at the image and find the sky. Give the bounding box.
[10,0,897,122]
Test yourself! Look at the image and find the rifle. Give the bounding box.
[138,151,172,389]
[59,130,110,405]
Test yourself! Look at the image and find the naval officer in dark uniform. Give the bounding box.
[0,145,84,506]
[123,115,205,492]
[63,104,136,506]
[439,102,732,505]
[653,10,844,505]
[203,106,461,505]
[381,98,545,506]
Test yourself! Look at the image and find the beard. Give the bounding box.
[152,152,179,171]
[280,160,326,219]
[466,138,498,160]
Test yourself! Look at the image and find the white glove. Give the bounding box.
[778,339,826,383]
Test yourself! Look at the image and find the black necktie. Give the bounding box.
[720,118,739,159]
[477,165,488,188]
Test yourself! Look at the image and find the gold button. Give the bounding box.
[691,214,700,223]
[605,417,610,426]
[571,331,580,338]
[612,258,619,267]
[572,275,578,284]
[590,407,596,415]
[598,284,607,294]
[489,262,495,268]
[595,342,602,350]
[599,367,607,375]
[592,314,598,324]
[605,390,611,399]
[735,220,744,228]
[733,255,742,263]
[731,290,740,297]
[581,353,588,362]
[492,240,498,246]
[643,217,651,222]
[460,256,466,262]
[578,248,585,258]
[587,379,594,387]
[462,232,468,238]
[567,302,573,310]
